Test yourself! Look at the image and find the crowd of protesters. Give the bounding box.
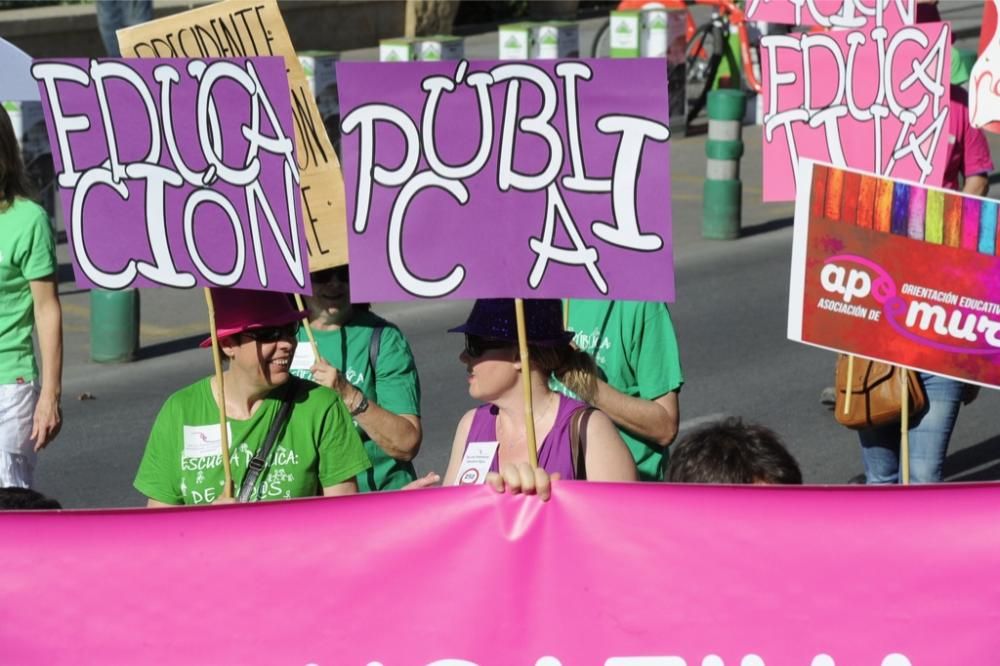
[0,0,996,508]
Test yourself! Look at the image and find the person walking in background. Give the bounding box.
[441,299,637,485]
[0,105,62,489]
[857,81,992,484]
[96,0,153,57]
[135,288,370,506]
[290,264,423,492]
[556,300,683,481]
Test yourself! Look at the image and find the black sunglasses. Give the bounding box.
[464,334,512,359]
[312,265,350,285]
[240,322,301,343]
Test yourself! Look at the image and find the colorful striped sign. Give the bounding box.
[789,161,1000,388]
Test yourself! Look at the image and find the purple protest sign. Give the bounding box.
[32,57,308,293]
[337,59,674,302]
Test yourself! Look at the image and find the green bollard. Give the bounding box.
[703,89,747,240]
[90,288,140,363]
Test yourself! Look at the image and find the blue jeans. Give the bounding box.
[858,373,963,484]
[96,0,153,56]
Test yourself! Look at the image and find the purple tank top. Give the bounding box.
[464,394,588,480]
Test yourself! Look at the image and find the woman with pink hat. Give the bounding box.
[440,299,637,487]
[134,288,371,505]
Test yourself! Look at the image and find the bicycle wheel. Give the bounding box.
[684,20,738,125]
[590,19,611,58]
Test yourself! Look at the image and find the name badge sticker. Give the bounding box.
[456,441,499,485]
[291,343,316,374]
[182,424,232,459]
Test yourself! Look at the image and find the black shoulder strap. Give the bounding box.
[368,326,384,389]
[237,381,297,503]
[570,407,595,481]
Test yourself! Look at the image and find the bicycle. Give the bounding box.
[589,0,762,127]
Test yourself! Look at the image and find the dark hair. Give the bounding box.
[0,105,34,208]
[0,487,62,510]
[667,417,802,485]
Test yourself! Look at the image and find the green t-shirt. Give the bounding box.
[553,300,684,481]
[291,310,421,491]
[134,377,371,505]
[0,198,55,384]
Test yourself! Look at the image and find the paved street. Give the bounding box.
[33,6,1000,507]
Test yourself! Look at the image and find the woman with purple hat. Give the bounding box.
[134,288,371,505]
[441,299,637,485]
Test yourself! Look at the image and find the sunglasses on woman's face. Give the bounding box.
[464,334,512,359]
[312,266,350,285]
[240,322,301,343]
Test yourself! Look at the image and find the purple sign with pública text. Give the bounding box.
[33,57,309,294]
[336,58,674,302]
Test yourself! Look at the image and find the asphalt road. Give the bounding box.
[33,5,1000,508]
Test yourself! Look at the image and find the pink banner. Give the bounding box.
[761,22,951,201]
[746,0,915,28]
[4,481,1000,664]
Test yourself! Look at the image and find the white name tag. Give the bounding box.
[182,424,232,458]
[456,441,499,485]
[291,343,316,374]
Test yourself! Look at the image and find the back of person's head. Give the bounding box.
[0,104,34,207]
[667,417,802,485]
[0,487,62,510]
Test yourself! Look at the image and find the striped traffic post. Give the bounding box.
[703,89,747,240]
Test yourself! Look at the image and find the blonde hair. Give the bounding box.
[529,344,598,403]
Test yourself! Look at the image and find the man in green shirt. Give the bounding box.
[291,264,424,491]
[555,300,683,481]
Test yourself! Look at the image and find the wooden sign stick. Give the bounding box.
[900,367,910,486]
[843,354,855,414]
[293,293,320,359]
[514,298,539,468]
[204,288,234,499]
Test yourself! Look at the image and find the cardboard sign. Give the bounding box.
[33,57,308,293]
[789,160,1000,388]
[4,482,1000,663]
[746,0,915,28]
[761,22,951,202]
[117,0,348,271]
[971,0,1000,132]
[337,59,674,302]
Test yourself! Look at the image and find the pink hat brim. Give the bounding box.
[199,309,309,348]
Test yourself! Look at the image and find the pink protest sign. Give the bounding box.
[760,22,951,202]
[789,161,1000,388]
[32,58,309,293]
[4,482,1000,664]
[746,0,915,28]
[336,59,674,302]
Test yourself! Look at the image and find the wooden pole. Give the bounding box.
[204,288,234,499]
[563,299,569,330]
[842,354,854,415]
[514,298,539,468]
[293,293,320,359]
[900,367,910,486]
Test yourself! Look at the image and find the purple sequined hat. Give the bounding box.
[448,298,574,346]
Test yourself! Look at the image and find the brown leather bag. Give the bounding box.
[834,355,927,429]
